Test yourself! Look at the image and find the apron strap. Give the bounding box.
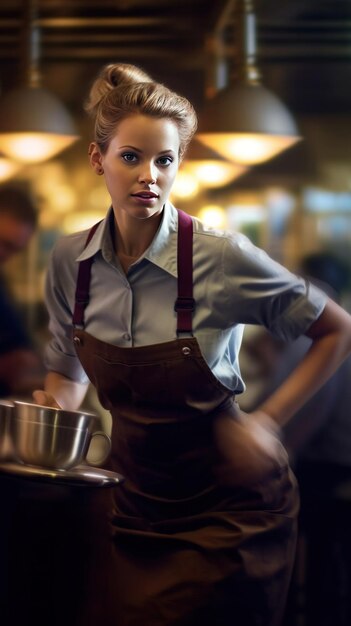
[174,209,195,335]
[72,221,101,327]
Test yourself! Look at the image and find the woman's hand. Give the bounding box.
[213,409,288,487]
[32,372,89,410]
[32,389,61,408]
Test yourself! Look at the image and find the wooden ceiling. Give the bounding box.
[0,0,350,113]
[0,0,351,185]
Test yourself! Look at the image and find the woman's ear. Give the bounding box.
[89,142,104,175]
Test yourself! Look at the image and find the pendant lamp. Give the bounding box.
[0,0,78,164]
[197,0,301,165]
[182,139,248,189]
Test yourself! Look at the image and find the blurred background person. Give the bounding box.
[241,251,351,626]
[0,184,47,620]
[0,183,45,398]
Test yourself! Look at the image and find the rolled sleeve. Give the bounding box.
[223,233,328,341]
[44,340,89,384]
[268,281,327,341]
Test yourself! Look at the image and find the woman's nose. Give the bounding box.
[138,163,157,184]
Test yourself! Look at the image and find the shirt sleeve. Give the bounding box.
[44,239,90,384]
[222,233,327,341]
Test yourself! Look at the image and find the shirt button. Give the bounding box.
[123,333,131,341]
[182,346,191,356]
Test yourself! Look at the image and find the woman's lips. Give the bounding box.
[132,191,159,198]
[132,191,159,204]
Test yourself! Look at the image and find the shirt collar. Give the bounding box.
[75,202,180,278]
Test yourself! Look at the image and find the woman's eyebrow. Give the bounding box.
[119,144,142,151]
[119,146,176,155]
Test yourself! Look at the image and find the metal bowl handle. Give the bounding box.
[85,431,111,466]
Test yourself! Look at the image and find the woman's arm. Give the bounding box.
[215,298,351,487]
[33,371,89,410]
[257,297,351,427]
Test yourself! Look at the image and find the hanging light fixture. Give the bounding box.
[0,0,78,164]
[197,0,301,165]
[182,138,248,189]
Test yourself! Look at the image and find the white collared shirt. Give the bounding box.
[44,202,326,393]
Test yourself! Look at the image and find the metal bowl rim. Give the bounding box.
[13,400,98,419]
[12,418,92,432]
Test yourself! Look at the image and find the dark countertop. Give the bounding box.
[0,475,113,626]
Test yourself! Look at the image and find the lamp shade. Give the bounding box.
[197,82,301,165]
[0,86,78,163]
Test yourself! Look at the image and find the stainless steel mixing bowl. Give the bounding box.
[11,401,111,470]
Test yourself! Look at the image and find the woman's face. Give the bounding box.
[90,114,180,221]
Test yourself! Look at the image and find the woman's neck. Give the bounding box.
[112,209,163,259]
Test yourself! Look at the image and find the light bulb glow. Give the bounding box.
[171,170,199,199]
[197,133,300,165]
[198,205,227,229]
[184,160,247,188]
[0,132,78,163]
[0,157,22,181]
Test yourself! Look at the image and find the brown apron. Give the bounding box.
[72,210,299,626]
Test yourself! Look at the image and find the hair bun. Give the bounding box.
[85,63,153,116]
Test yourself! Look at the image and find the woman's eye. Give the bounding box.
[157,156,173,166]
[122,152,138,163]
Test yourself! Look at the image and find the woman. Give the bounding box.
[34,63,351,626]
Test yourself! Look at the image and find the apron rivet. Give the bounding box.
[182,346,191,356]
[73,336,81,346]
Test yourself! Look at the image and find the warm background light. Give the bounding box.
[62,211,106,235]
[197,133,300,166]
[198,205,228,228]
[184,159,247,187]
[0,155,22,182]
[0,132,78,164]
[171,170,200,200]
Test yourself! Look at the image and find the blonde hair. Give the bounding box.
[85,63,197,159]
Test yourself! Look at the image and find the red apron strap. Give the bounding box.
[174,209,195,334]
[72,221,101,327]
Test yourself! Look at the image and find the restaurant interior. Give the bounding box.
[0,1,351,625]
